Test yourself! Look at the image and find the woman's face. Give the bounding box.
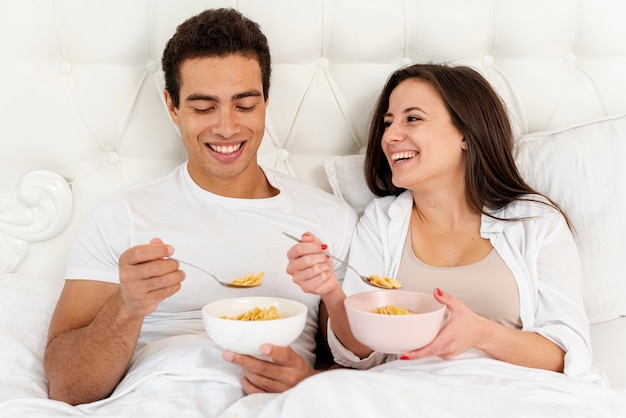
[381,78,466,193]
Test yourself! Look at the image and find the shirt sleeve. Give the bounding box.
[527,209,594,377]
[342,198,389,297]
[327,319,396,369]
[65,195,131,283]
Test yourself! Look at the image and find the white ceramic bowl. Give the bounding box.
[344,290,446,354]
[202,296,307,355]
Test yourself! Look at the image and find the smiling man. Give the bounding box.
[167,54,271,196]
[43,9,356,413]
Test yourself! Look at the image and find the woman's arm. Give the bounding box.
[286,233,374,358]
[401,288,564,372]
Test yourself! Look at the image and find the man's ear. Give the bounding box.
[164,89,180,126]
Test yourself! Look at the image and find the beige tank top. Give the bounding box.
[397,231,522,329]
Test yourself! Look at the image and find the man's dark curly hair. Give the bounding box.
[161,8,271,108]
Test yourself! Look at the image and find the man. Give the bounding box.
[43,8,356,411]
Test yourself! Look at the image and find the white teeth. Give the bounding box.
[391,151,417,161]
[209,143,242,154]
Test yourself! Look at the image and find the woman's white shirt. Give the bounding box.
[329,191,594,378]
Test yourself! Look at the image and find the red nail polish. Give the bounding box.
[321,244,328,250]
[436,288,443,297]
[400,355,410,360]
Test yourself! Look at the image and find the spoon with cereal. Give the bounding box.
[173,258,263,288]
[282,232,401,289]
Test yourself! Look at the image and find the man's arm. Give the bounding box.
[44,239,183,405]
[44,281,142,404]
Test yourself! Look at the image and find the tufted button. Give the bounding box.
[106,151,120,164]
[316,57,330,70]
[401,57,412,66]
[146,59,159,73]
[59,61,72,74]
[564,52,577,65]
[482,55,494,68]
[276,148,290,161]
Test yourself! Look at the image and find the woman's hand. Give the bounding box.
[400,288,565,372]
[400,288,487,361]
[286,232,341,297]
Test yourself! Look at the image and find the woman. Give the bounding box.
[286,63,592,376]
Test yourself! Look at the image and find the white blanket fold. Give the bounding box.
[2,335,625,418]
[223,355,626,418]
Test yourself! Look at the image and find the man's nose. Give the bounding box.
[213,108,240,138]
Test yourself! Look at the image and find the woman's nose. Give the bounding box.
[382,123,403,143]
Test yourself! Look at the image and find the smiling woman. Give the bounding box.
[382,78,467,199]
[288,63,586,380]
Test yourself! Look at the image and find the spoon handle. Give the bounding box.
[283,232,362,275]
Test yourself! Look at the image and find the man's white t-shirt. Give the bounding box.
[65,162,357,365]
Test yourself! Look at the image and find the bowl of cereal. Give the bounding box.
[344,290,446,354]
[202,296,307,355]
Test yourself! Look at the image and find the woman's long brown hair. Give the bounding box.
[364,63,572,228]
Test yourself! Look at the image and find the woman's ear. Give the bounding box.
[460,137,468,150]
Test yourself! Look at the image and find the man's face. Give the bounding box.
[165,55,267,194]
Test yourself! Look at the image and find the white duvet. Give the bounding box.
[1,274,625,418]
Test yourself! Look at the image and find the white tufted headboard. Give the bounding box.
[1,0,626,279]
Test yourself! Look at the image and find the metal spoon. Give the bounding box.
[173,258,260,288]
[282,232,400,289]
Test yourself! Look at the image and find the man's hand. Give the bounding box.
[222,344,317,394]
[118,237,185,318]
[45,237,184,405]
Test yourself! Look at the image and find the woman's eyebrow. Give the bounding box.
[403,106,427,114]
[384,106,427,118]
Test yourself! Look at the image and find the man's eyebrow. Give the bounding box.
[232,90,263,100]
[184,90,263,103]
[185,93,218,102]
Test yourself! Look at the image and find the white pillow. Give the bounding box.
[324,154,376,216]
[0,273,63,401]
[515,114,626,324]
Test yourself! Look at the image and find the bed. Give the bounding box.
[1,0,625,417]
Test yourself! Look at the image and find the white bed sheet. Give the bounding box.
[224,357,626,418]
[3,347,625,417]
[2,274,625,418]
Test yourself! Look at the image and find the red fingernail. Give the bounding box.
[321,244,328,250]
[436,288,443,297]
[400,355,410,360]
